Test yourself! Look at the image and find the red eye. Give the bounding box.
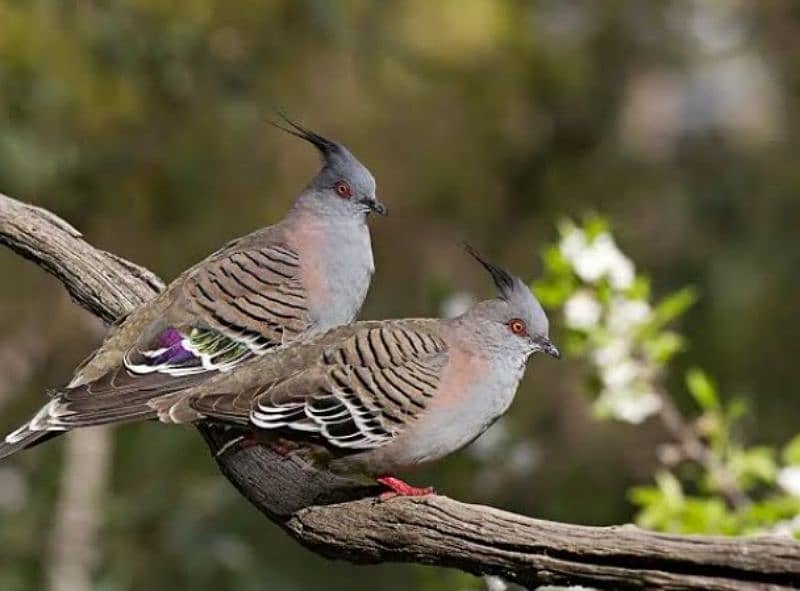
[334,181,352,199]
[508,319,528,337]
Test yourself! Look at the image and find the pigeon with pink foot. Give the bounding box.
[1,249,558,500]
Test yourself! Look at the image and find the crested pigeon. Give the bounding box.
[1,116,386,457]
[0,249,558,497]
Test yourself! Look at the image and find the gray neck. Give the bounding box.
[286,192,374,332]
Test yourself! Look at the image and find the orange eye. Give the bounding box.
[508,319,528,337]
[334,180,352,198]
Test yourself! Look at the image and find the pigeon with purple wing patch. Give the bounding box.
[0,114,387,457]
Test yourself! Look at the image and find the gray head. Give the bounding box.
[462,246,560,361]
[270,114,387,218]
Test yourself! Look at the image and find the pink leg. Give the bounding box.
[376,475,435,500]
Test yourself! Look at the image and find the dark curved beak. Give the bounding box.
[367,198,388,216]
[537,337,561,359]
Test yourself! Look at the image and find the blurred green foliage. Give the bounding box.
[1,1,799,590]
[536,218,800,540]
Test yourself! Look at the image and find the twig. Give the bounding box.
[657,392,751,510]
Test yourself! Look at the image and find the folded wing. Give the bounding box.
[123,243,311,378]
[192,324,449,450]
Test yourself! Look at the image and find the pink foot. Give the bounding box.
[376,475,435,500]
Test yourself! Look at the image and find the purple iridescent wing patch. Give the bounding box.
[149,328,195,366]
[124,326,255,377]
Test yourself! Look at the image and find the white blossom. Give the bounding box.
[601,359,641,389]
[607,297,651,335]
[598,387,662,424]
[564,290,602,330]
[607,250,635,289]
[591,233,635,288]
[559,226,587,261]
[571,234,614,283]
[592,338,631,368]
[562,231,636,289]
[614,391,662,424]
[558,220,664,427]
[777,466,800,497]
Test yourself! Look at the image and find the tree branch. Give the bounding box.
[2,192,799,591]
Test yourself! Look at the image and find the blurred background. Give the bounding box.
[1,1,799,590]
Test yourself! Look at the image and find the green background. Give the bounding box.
[0,1,798,589]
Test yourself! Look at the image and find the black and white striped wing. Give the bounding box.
[249,326,448,450]
[123,244,312,378]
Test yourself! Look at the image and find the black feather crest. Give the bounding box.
[464,244,516,299]
[266,111,339,157]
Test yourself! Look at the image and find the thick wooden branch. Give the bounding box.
[2,192,799,590]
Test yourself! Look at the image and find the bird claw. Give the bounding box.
[376,475,435,500]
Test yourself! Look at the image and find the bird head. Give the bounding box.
[269,114,387,218]
[464,246,559,361]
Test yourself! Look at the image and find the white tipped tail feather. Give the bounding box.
[0,400,67,458]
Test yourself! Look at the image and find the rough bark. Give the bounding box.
[2,192,799,591]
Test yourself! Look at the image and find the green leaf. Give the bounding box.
[628,485,671,531]
[738,496,800,535]
[583,215,609,240]
[629,476,742,535]
[725,397,748,423]
[656,471,684,507]
[652,287,698,328]
[532,277,575,309]
[686,368,719,410]
[595,280,613,304]
[626,275,651,300]
[782,434,800,466]
[628,485,661,507]
[644,331,685,364]
[564,331,590,355]
[728,446,777,489]
[680,497,734,535]
[540,244,572,277]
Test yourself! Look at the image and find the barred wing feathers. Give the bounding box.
[123,244,312,379]
[192,324,449,450]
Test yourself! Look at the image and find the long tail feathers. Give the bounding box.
[0,429,62,459]
[0,404,66,459]
[0,368,205,460]
[0,395,157,460]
